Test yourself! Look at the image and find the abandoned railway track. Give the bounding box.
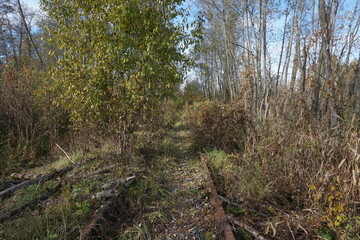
[1,125,272,239]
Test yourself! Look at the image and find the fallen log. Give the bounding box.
[82,176,136,238]
[200,154,236,240]
[227,215,269,240]
[0,164,74,201]
[0,183,62,223]
[92,189,116,199]
[92,176,136,199]
[102,176,135,189]
[78,164,117,179]
[0,179,20,191]
[81,198,114,239]
[10,172,41,181]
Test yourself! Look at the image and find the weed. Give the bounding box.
[118,224,151,240]
[227,206,247,216]
[160,137,177,156]
[204,231,215,240]
[341,217,360,240]
[194,103,359,237]
[205,149,270,199]
[206,149,234,171]
[127,175,167,208]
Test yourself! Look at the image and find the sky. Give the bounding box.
[24,0,40,11]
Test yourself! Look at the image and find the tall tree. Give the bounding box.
[41,0,190,134]
[318,0,339,128]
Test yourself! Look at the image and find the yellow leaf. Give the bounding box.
[327,194,335,202]
[334,204,344,213]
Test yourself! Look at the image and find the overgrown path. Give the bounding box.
[126,124,218,239]
[0,123,222,239]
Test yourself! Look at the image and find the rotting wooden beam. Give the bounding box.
[0,164,74,201]
[78,164,117,179]
[0,183,62,223]
[81,197,123,240]
[81,176,135,239]
[91,176,136,199]
[227,215,269,240]
[200,154,236,240]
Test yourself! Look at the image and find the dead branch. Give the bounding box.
[227,215,269,240]
[200,154,236,240]
[56,144,74,164]
[0,184,62,223]
[0,164,74,201]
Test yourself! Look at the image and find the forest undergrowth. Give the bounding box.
[0,116,218,239]
[0,100,359,239]
[184,100,360,240]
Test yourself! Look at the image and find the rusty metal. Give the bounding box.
[200,154,236,240]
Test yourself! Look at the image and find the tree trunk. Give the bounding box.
[16,0,44,67]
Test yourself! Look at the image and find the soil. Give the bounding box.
[133,127,219,239]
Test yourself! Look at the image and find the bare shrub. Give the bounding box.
[0,68,65,174]
[183,100,252,152]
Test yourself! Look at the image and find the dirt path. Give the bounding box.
[141,127,217,239]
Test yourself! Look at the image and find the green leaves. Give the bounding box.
[42,0,190,132]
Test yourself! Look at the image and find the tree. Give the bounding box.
[41,0,190,135]
[16,0,44,67]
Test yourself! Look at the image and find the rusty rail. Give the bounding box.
[200,154,236,240]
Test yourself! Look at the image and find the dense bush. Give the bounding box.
[205,118,360,239]
[0,68,65,175]
[183,100,252,152]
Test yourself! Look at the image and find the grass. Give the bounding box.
[198,115,360,239]
[0,143,137,240]
[160,136,177,156]
[118,224,151,240]
[0,186,83,240]
[206,149,234,170]
[205,149,271,199]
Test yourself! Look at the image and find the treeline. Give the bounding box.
[0,0,192,174]
[193,0,360,127]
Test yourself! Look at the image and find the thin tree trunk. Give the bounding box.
[318,0,339,129]
[354,53,360,122]
[16,0,44,67]
[281,0,296,86]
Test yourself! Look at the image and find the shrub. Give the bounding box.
[0,68,68,175]
[183,100,252,152]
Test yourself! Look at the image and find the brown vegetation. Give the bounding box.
[183,100,252,152]
[195,100,360,239]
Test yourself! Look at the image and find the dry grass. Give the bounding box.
[195,100,360,239]
[183,100,252,152]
